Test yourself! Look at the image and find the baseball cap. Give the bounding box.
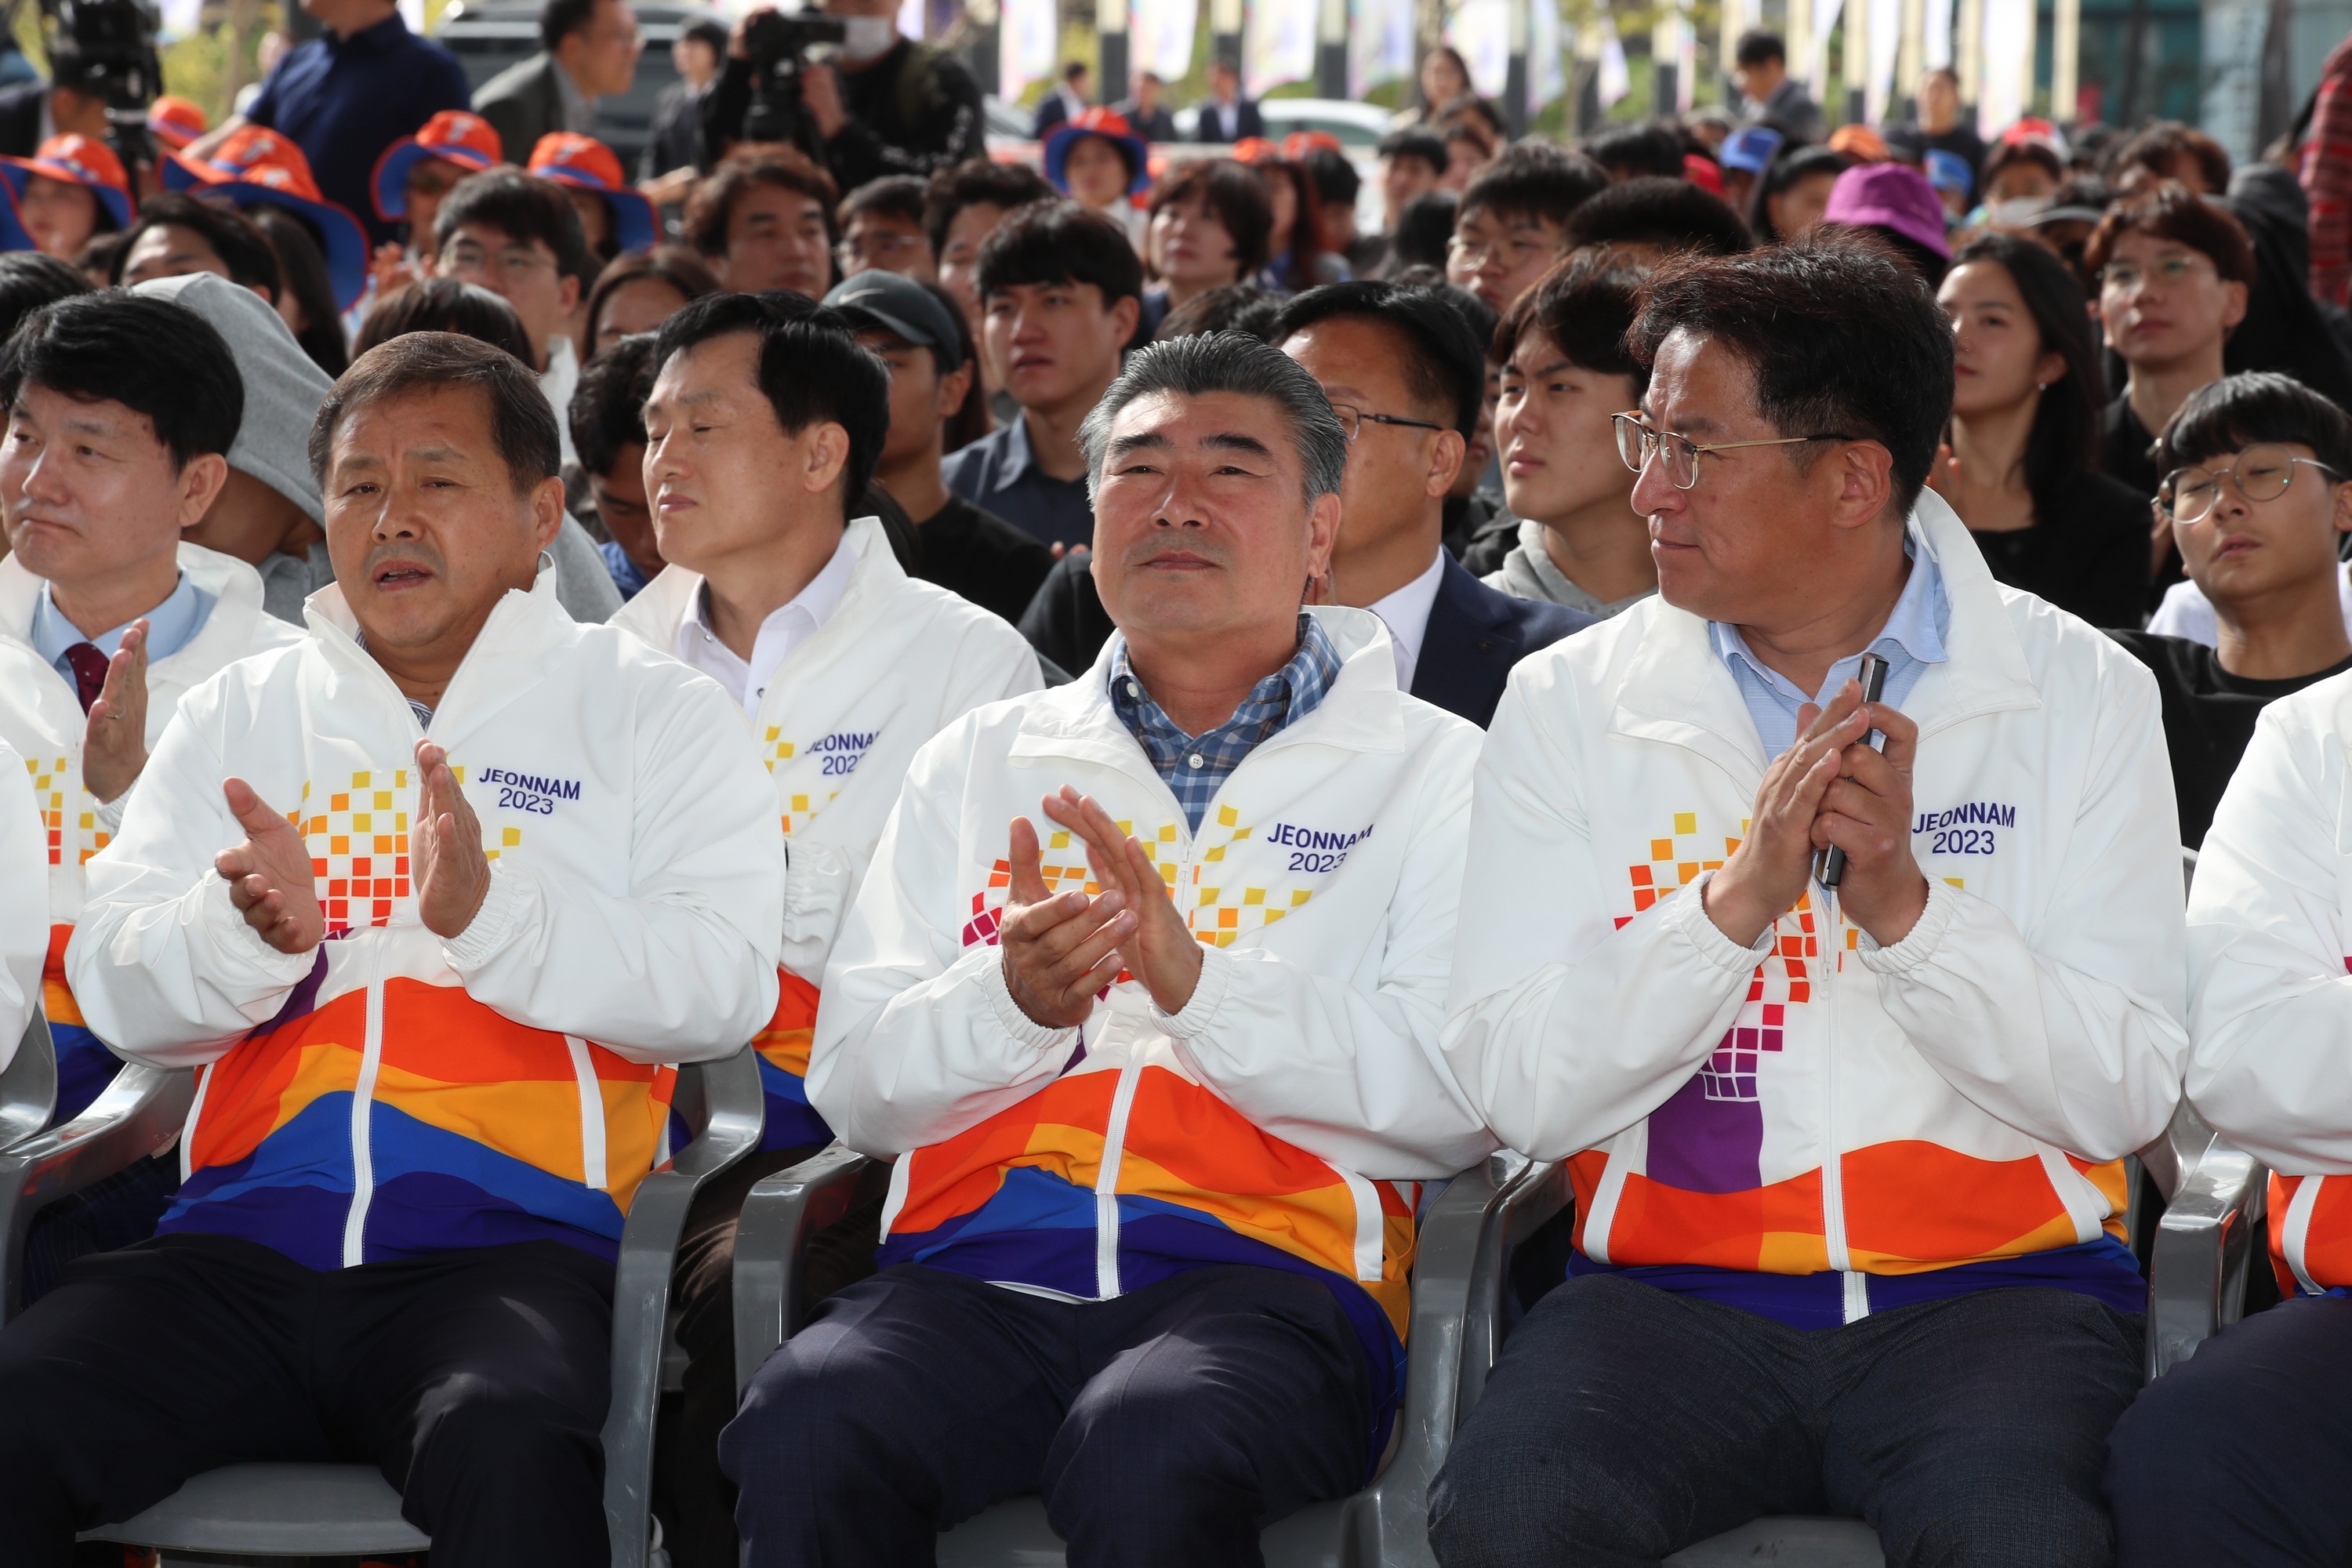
[370,110,504,223]
[527,132,659,253]
[1823,162,1951,259]
[147,96,209,153]
[164,126,373,310]
[0,134,132,230]
[823,269,962,353]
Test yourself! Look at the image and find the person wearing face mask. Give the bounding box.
[702,0,985,196]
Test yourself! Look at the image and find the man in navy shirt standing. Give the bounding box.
[186,0,472,248]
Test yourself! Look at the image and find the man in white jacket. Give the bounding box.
[612,289,1041,1568]
[1431,234,2188,1567]
[0,332,785,1566]
[0,292,304,1285]
[720,332,1494,1566]
[2107,666,2352,1561]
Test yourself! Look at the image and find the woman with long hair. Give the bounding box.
[1395,45,1473,127]
[1244,151,1343,291]
[1932,230,2151,625]
[246,205,347,377]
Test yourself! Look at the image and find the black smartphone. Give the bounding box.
[1817,652,1890,891]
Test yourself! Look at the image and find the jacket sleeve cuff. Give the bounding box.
[441,862,522,972]
[1152,939,1229,1038]
[201,873,319,988]
[982,944,1082,1054]
[93,789,125,836]
[1857,879,1957,975]
[1674,869,1779,973]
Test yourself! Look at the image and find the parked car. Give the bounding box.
[434,0,726,174]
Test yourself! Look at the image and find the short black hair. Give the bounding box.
[686,143,840,270]
[354,277,538,365]
[0,291,242,470]
[840,173,928,230]
[585,245,721,349]
[113,194,282,301]
[570,332,656,479]
[1565,176,1753,258]
[541,0,599,52]
[1271,279,1486,438]
[2084,181,2256,289]
[1497,252,1648,391]
[1390,190,1458,272]
[1062,60,1088,82]
[434,169,597,289]
[0,252,90,350]
[2157,372,2352,481]
[1748,145,1853,242]
[1628,231,1953,515]
[1156,282,1283,342]
[975,198,1144,307]
[312,331,560,495]
[1393,265,1499,356]
[1734,28,1786,66]
[1580,123,1686,182]
[1459,143,1608,230]
[1301,147,1359,212]
[651,290,891,504]
[1377,128,1448,176]
[921,158,1054,256]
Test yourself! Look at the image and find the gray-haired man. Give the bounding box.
[720,332,1494,1566]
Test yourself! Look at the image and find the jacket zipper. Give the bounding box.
[1820,888,1867,1322]
[341,937,387,1269]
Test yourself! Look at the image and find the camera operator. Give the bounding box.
[702,0,983,194]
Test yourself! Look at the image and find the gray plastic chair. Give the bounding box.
[0,1056,192,1318]
[42,1044,764,1568]
[731,1146,1561,1568]
[2145,1110,2267,1380]
[0,1011,56,1155]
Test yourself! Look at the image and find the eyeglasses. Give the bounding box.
[1331,403,1446,442]
[2099,254,2212,293]
[1612,412,1857,490]
[1446,234,1552,270]
[836,231,927,269]
[440,241,556,281]
[2158,444,2343,523]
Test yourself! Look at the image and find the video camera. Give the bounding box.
[739,7,846,155]
[38,0,164,170]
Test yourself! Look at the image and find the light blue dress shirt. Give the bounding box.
[30,571,216,688]
[1708,539,1950,764]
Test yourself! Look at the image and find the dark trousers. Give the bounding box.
[2107,1294,2352,1566]
[0,1232,615,1568]
[1429,1274,2144,1568]
[720,1261,1374,1568]
[655,1142,882,1568]
[21,1152,179,1305]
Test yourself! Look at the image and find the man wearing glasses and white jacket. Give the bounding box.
[1430,236,2189,1568]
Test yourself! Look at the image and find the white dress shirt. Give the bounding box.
[675,531,858,714]
[1363,550,1446,692]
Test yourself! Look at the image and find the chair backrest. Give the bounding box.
[0,1012,55,1152]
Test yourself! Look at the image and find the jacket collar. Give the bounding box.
[1610,489,2039,782]
[0,540,278,691]
[300,552,580,749]
[1007,605,1410,795]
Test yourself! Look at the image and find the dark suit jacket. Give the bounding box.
[1410,554,1592,728]
[0,82,46,158]
[1111,99,1178,141]
[1031,91,1076,138]
[641,78,705,179]
[474,52,569,166]
[1192,95,1265,143]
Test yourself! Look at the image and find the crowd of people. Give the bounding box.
[7,0,2352,1563]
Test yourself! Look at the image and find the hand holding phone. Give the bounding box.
[1816,652,1890,891]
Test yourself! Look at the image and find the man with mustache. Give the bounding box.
[720,332,1496,1565]
[0,331,786,1565]
[612,288,1041,1568]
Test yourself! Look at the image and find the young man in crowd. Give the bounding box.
[2107,373,2352,848]
[721,329,1494,1566]
[922,158,1054,418]
[4,332,786,1565]
[2092,182,2255,501]
[613,291,1039,1568]
[1377,128,1448,242]
[1486,254,1657,619]
[0,292,303,1189]
[837,174,937,281]
[1276,280,1590,728]
[1563,176,1755,263]
[2112,411,2352,1568]
[1445,144,1608,313]
[136,272,337,626]
[942,201,1141,552]
[116,194,282,307]
[1732,28,1824,142]
[432,169,598,466]
[472,0,641,169]
[568,331,663,601]
[826,267,1052,623]
[685,144,837,299]
[1432,235,2186,1567]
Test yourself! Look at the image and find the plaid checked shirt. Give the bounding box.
[1108,614,1343,832]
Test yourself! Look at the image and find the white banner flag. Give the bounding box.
[1976,0,2034,135]
[1131,0,1201,81]
[1599,13,1631,107]
[1924,0,1954,66]
[1809,0,1844,103]
[1244,0,1318,98]
[1530,0,1566,109]
[1445,0,1513,100]
[1352,0,1417,95]
[1866,0,1902,122]
[999,0,1059,101]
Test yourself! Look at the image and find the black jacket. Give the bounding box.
[1192,96,1265,143]
[0,82,46,158]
